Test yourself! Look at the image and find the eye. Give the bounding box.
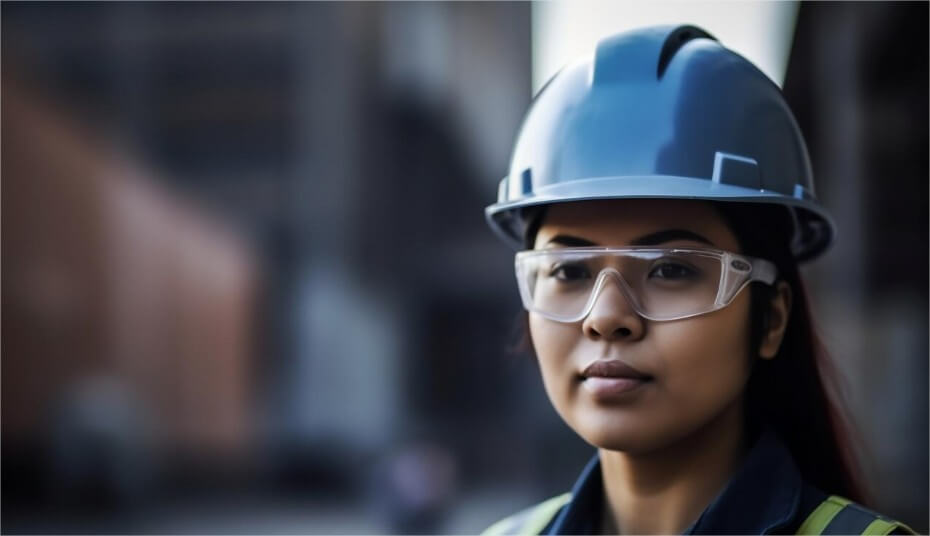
[648,261,698,280]
[548,262,591,282]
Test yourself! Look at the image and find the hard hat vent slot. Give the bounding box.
[657,25,718,79]
[521,168,533,195]
[712,152,761,190]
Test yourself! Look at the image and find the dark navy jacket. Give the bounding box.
[538,429,824,534]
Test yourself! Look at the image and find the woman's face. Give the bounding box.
[529,199,755,454]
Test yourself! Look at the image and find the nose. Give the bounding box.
[581,273,646,342]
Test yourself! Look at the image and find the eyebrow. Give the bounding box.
[544,229,716,248]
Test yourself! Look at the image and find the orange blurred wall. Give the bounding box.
[2,79,258,461]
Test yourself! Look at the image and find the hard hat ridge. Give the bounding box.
[656,25,717,79]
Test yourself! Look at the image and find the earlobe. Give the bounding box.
[759,281,792,359]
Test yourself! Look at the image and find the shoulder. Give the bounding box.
[478,490,918,536]
[480,492,572,536]
[795,491,917,535]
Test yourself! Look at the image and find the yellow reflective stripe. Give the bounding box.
[862,518,919,535]
[519,493,572,535]
[863,518,898,535]
[797,495,852,534]
[480,493,572,536]
[797,495,917,536]
[482,515,518,535]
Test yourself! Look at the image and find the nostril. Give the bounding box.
[615,327,632,337]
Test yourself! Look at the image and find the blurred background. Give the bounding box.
[1,1,926,533]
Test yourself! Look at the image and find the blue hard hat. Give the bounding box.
[485,24,834,262]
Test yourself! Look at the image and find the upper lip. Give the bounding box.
[581,360,652,380]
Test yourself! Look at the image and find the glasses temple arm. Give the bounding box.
[751,258,778,285]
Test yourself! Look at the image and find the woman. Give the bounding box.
[481,25,915,535]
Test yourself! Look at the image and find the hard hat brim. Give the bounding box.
[485,174,835,261]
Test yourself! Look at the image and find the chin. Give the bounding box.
[579,430,669,455]
[571,412,674,454]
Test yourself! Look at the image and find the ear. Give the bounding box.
[758,281,792,359]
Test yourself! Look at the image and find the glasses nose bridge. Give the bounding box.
[587,266,640,316]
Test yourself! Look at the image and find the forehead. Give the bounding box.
[534,199,741,251]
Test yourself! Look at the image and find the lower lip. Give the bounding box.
[581,376,650,400]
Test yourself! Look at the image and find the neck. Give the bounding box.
[597,399,748,535]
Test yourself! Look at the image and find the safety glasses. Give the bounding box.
[514,247,777,322]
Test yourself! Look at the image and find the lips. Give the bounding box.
[580,360,653,400]
[581,360,652,380]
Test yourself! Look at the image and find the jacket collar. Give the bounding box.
[546,428,803,534]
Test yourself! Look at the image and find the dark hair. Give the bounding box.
[718,202,867,504]
[514,201,867,504]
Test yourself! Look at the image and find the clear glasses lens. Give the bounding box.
[516,249,733,321]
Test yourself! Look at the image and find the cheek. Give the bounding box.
[604,305,753,452]
[653,301,753,405]
[641,292,755,442]
[529,313,580,420]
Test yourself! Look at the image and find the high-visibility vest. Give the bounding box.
[481,493,571,536]
[481,493,917,535]
[797,496,917,535]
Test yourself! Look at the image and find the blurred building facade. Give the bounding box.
[1,2,926,533]
[783,2,928,525]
